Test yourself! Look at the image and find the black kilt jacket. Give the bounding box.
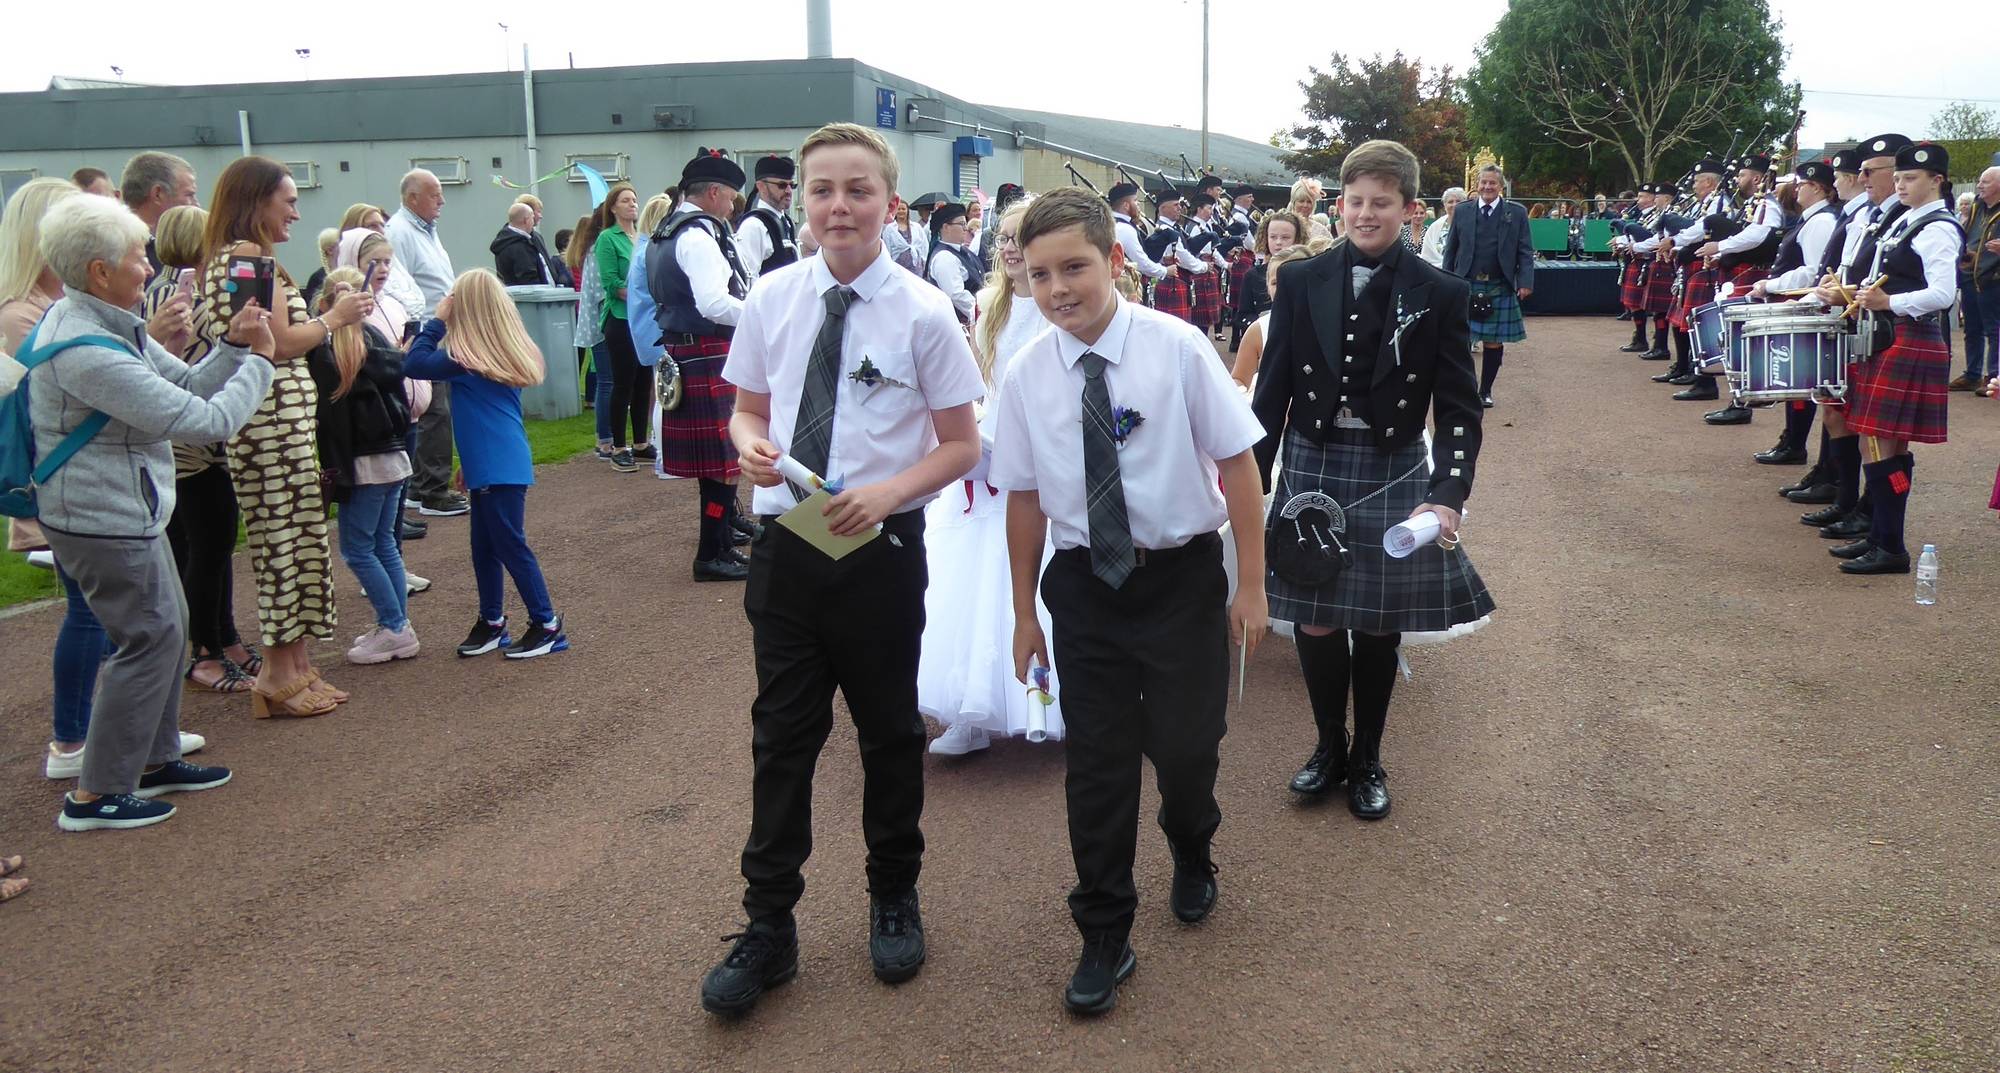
[1250,243,1483,513]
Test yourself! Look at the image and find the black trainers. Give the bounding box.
[419,493,470,517]
[1168,842,1218,924]
[58,792,175,832]
[610,449,636,473]
[868,890,927,984]
[630,444,657,462]
[504,614,569,659]
[457,617,511,657]
[700,924,799,1016]
[1063,932,1137,1015]
[134,759,232,798]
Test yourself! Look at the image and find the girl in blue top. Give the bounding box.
[404,268,568,659]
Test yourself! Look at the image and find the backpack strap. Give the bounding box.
[14,330,136,483]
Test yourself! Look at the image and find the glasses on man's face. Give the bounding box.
[764,180,796,191]
[1860,166,1886,178]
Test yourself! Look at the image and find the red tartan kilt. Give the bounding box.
[1619,259,1644,310]
[1728,264,1768,291]
[1152,275,1193,322]
[1228,252,1255,296]
[661,337,740,479]
[1847,320,1950,444]
[1671,265,1716,330]
[1191,269,1223,325]
[1642,261,1676,316]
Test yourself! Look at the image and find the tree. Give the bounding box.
[1465,0,1799,193]
[1929,101,2000,141]
[1281,52,1470,194]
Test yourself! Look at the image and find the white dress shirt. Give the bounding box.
[1672,192,1724,248]
[1159,219,1209,273]
[989,297,1265,551]
[669,204,745,327]
[1716,194,1784,255]
[723,244,986,516]
[928,244,977,321]
[1877,199,1961,318]
[734,198,790,285]
[385,206,454,316]
[1112,212,1167,280]
[1764,200,1841,291]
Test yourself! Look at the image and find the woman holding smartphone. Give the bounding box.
[195,156,372,718]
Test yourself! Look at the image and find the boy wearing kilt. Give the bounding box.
[1614,184,1656,349]
[1667,160,1729,402]
[1636,182,1680,365]
[1442,163,1534,408]
[1253,140,1495,821]
[1187,192,1226,336]
[1818,142,1962,575]
[653,150,756,581]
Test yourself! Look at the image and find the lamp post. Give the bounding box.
[294,48,310,81]
[1200,0,1210,172]
[499,23,511,72]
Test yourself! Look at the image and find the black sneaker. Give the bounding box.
[868,890,927,984]
[700,925,800,1016]
[1168,842,1218,923]
[58,792,176,832]
[1063,932,1137,1015]
[693,557,750,582]
[595,445,615,461]
[457,617,511,657]
[398,519,428,541]
[134,759,232,798]
[419,493,470,517]
[630,444,657,462]
[610,449,637,473]
[505,614,569,659]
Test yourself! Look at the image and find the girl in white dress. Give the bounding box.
[919,201,1065,755]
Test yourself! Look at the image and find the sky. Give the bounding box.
[6,0,1993,155]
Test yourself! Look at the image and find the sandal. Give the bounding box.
[184,656,252,694]
[305,669,350,705]
[231,645,264,677]
[0,875,26,904]
[0,855,20,880]
[251,674,338,719]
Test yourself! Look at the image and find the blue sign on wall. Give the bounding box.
[876,88,897,130]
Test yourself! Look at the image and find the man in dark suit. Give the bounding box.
[1442,164,1536,407]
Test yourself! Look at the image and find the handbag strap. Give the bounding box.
[15,329,132,485]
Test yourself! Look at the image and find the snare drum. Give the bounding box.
[1691,296,1750,371]
[1725,308,1851,402]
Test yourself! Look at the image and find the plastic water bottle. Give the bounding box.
[1915,545,1938,606]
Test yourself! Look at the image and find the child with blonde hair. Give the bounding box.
[404,268,568,659]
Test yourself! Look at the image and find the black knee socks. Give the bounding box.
[1630,317,1648,347]
[1671,329,1690,373]
[1349,632,1402,771]
[1479,347,1503,396]
[696,478,733,562]
[1830,435,1862,512]
[1864,454,1914,556]
[1783,400,1815,449]
[1293,629,1352,756]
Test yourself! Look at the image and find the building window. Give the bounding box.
[285,161,321,190]
[0,169,40,203]
[565,153,629,182]
[410,156,470,185]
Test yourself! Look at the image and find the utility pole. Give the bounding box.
[1200,0,1210,172]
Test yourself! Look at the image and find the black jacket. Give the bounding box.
[491,226,553,286]
[308,324,411,503]
[1234,260,1272,327]
[1251,242,1481,512]
[1442,198,1537,292]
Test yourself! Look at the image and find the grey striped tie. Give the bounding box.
[788,285,854,500]
[1080,351,1134,589]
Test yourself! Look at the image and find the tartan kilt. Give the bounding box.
[1727,264,1769,291]
[1191,268,1224,326]
[1642,260,1677,316]
[1619,258,1645,310]
[1152,274,1194,323]
[1228,251,1255,312]
[1468,279,1526,343]
[660,336,740,479]
[1671,264,1716,330]
[1847,319,1950,444]
[1266,429,1495,633]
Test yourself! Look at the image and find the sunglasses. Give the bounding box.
[762,180,796,190]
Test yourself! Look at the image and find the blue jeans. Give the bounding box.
[469,484,554,625]
[1972,278,2000,380]
[53,564,113,743]
[338,480,410,631]
[592,348,614,443]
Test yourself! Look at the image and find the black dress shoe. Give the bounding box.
[1838,547,1910,575]
[1650,368,1680,383]
[1616,310,1634,321]
[1779,467,1824,495]
[700,925,799,1016]
[1640,345,1670,360]
[1480,394,1496,408]
[1287,744,1343,796]
[1829,538,1873,560]
[1800,504,1847,527]
[1347,763,1391,821]
[1064,934,1137,1016]
[1619,341,1649,353]
[693,557,751,582]
[1754,443,1807,465]
[730,514,763,540]
[731,527,753,547]
[1168,843,1218,924]
[1786,482,1837,504]
[1666,372,1699,386]
[1819,513,1871,540]
[868,890,926,984]
[1704,404,1751,425]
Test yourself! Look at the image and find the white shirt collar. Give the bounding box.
[1053,297,1134,371]
[507,225,534,239]
[1479,197,1499,211]
[809,241,896,302]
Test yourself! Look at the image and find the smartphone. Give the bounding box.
[174,268,196,302]
[224,255,276,316]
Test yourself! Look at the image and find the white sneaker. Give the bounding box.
[928,723,991,756]
[405,573,432,594]
[26,549,55,570]
[44,732,203,779]
[347,625,421,665]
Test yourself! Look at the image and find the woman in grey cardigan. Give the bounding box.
[28,194,278,832]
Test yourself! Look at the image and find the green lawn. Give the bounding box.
[0,415,602,611]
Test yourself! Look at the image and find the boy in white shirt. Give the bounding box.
[703,122,986,1017]
[990,187,1268,1015]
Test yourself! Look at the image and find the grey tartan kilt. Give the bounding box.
[1267,428,1496,632]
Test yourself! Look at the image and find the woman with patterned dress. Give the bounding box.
[196,156,373,718]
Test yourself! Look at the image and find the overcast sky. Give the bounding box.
[7,0,1992,154]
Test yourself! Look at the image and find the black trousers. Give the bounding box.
[738,509,930,926]
[601,315,653,449]
[1043,533,1228,940]
[164,463,241,656]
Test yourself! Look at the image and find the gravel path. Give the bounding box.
[2,316,1996,1072]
